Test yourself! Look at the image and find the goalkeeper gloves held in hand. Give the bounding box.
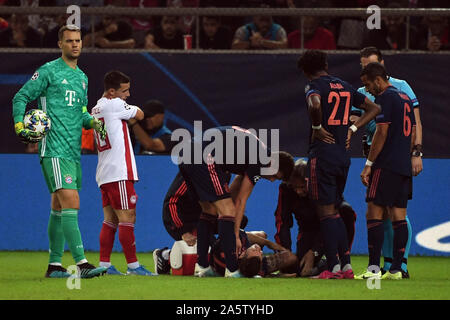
[91,118,107,140]
[14,122,42,144]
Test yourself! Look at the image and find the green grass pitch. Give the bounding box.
[1,251,449,300]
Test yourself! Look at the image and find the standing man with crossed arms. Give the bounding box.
[92,71,155,276]
[12,25,107,278]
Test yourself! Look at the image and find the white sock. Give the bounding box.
[76,259,88,265]
[342,264,352,272]
[49,262,62,266]
[128,261,140,269]
[162,249,170,260]
[332,264,341,273]
[99,261,111,268]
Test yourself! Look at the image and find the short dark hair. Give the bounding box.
[360,46,383,62]
[238,255,262,278]
[58,24,81,41]
[297,50,328,76]
[104,70,130,91]
[142,100,165,118]
[360,62,388,82]
[277,151,295,181]
[290,158,307,180]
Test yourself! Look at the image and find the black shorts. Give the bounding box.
[307,157,349,206]
[366,168,411,208]
[179,161,231,203]
[162,202,199,241]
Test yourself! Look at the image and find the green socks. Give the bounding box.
[61,209,86,264]
[48,210,65,265]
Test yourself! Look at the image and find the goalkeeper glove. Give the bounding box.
[14,122,42,144]
[91,118,106,140]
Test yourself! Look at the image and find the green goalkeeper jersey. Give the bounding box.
[12,57,93,162]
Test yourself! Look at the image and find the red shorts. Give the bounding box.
[100,180,138,210]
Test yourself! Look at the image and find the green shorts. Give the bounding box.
[41,157,82,193]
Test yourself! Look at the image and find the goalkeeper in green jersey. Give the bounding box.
[12,25,107,279]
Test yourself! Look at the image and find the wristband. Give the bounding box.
[365,159,373,167]
[349,124,358,133]
[311,124,322,130]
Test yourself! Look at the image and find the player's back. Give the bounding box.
[374,86,415,177]
[92,97,138,186]
[306,75,366,165]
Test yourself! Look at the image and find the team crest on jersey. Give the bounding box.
[130,195,137,204]
[64,175,73,184]
[253,175,261,183]
[31,72,39,81]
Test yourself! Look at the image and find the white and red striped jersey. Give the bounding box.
[92,97,139,187]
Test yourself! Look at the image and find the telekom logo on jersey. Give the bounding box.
[65,90,76,106]
[170,121,280,176]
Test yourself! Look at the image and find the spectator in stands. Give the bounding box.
[43,14,68,48]
[198,15,232,49]
[0,17,8,31]
[200,0,244,37]
[231,11,288,50]
[0,13,42,47]
[288,16,336,50]
[166,0,200,34]
[289,0,337,44]
[144,15,184,49]
[82,14,136,48]
[5,0,57,37]
[417,16,449,51]
[56,0,104,32]
[123,0,165,48]
[362,2,419,50]
[239,0,296,34]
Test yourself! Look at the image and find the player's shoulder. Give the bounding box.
[33,58,60,78]
[389,76,408,87]
[77,67,88,80]
[390,76,415,92]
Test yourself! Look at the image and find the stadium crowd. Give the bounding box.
[0,0,449,51]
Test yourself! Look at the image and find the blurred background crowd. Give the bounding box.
[0,0,449,51]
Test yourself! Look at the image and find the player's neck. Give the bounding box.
[61,55,78,69]
[310,70,328,80]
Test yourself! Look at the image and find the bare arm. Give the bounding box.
[351,98,381,131]
[347,98,380,149]
[246,232,287,252]
[411,108,423,176]
[229,174,244,202]
[233,175,254,238]
[231,39,250,50]
[360,123,388,186]
[96,37,136,49]
[259,38,288,49]
[144,34,160,49]
[128,121,167,153]
[307,94,335,144]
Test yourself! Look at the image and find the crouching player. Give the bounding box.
[274,159,357,278]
